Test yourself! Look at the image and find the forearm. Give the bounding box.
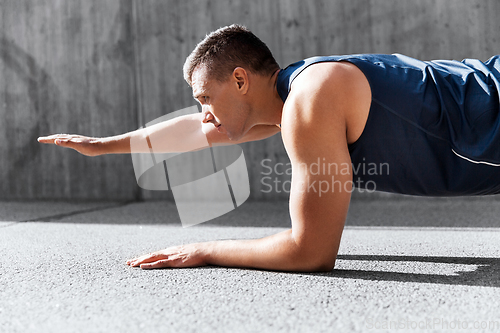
[203,229,335,272]
[98,113,209,155]
[98,129,141,154]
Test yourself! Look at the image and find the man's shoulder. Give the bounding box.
[292,61,360,93]
[282,61,371,146]
[280,63,350,161]
[282,61,368,130]
[284,62,350,119]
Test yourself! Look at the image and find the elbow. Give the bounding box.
[285,230,340,272]
[318,261,336,272]
[293,249,337,272]
[309,256,336,272]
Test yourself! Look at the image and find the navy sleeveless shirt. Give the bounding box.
[276,54,500,196]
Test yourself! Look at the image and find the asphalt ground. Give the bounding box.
[1,197,499,333]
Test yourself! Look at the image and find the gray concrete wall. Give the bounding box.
[1,0,499,200]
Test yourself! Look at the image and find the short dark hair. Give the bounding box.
[183,24,280,86]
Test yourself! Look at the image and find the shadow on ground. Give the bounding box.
[312,255,500,288]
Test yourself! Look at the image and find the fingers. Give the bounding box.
[127,249,188,269]
[140,259,172,269]
[126,245,204,270]
[127,252,169,267]
[37,134,72,144]
[38,134,94,155]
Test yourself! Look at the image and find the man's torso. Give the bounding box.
[277,54,500,196]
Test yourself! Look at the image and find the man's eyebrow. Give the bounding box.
[192,89,205,99]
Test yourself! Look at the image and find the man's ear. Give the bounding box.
[232,67,249,93]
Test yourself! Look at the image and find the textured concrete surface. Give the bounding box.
[1,198,500,333]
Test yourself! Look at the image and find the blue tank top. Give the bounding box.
[276,54,500,196]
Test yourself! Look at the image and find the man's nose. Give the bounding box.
[202,111,214,123]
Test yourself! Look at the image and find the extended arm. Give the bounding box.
[37,112,280,156]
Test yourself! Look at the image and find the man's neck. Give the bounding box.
[247,69,284,127]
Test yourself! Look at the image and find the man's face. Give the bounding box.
[191,66,249,141]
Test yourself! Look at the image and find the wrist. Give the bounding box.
[97,135,129,155]
[91,137,108,155]
[198,241,215,265]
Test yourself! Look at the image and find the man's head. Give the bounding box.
[183,24,279,86]
[184,25,280,140]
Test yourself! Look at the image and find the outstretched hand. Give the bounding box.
[37,134,102,156]
[126,244,209,269]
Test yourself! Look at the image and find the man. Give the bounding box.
[38,24,500,272]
